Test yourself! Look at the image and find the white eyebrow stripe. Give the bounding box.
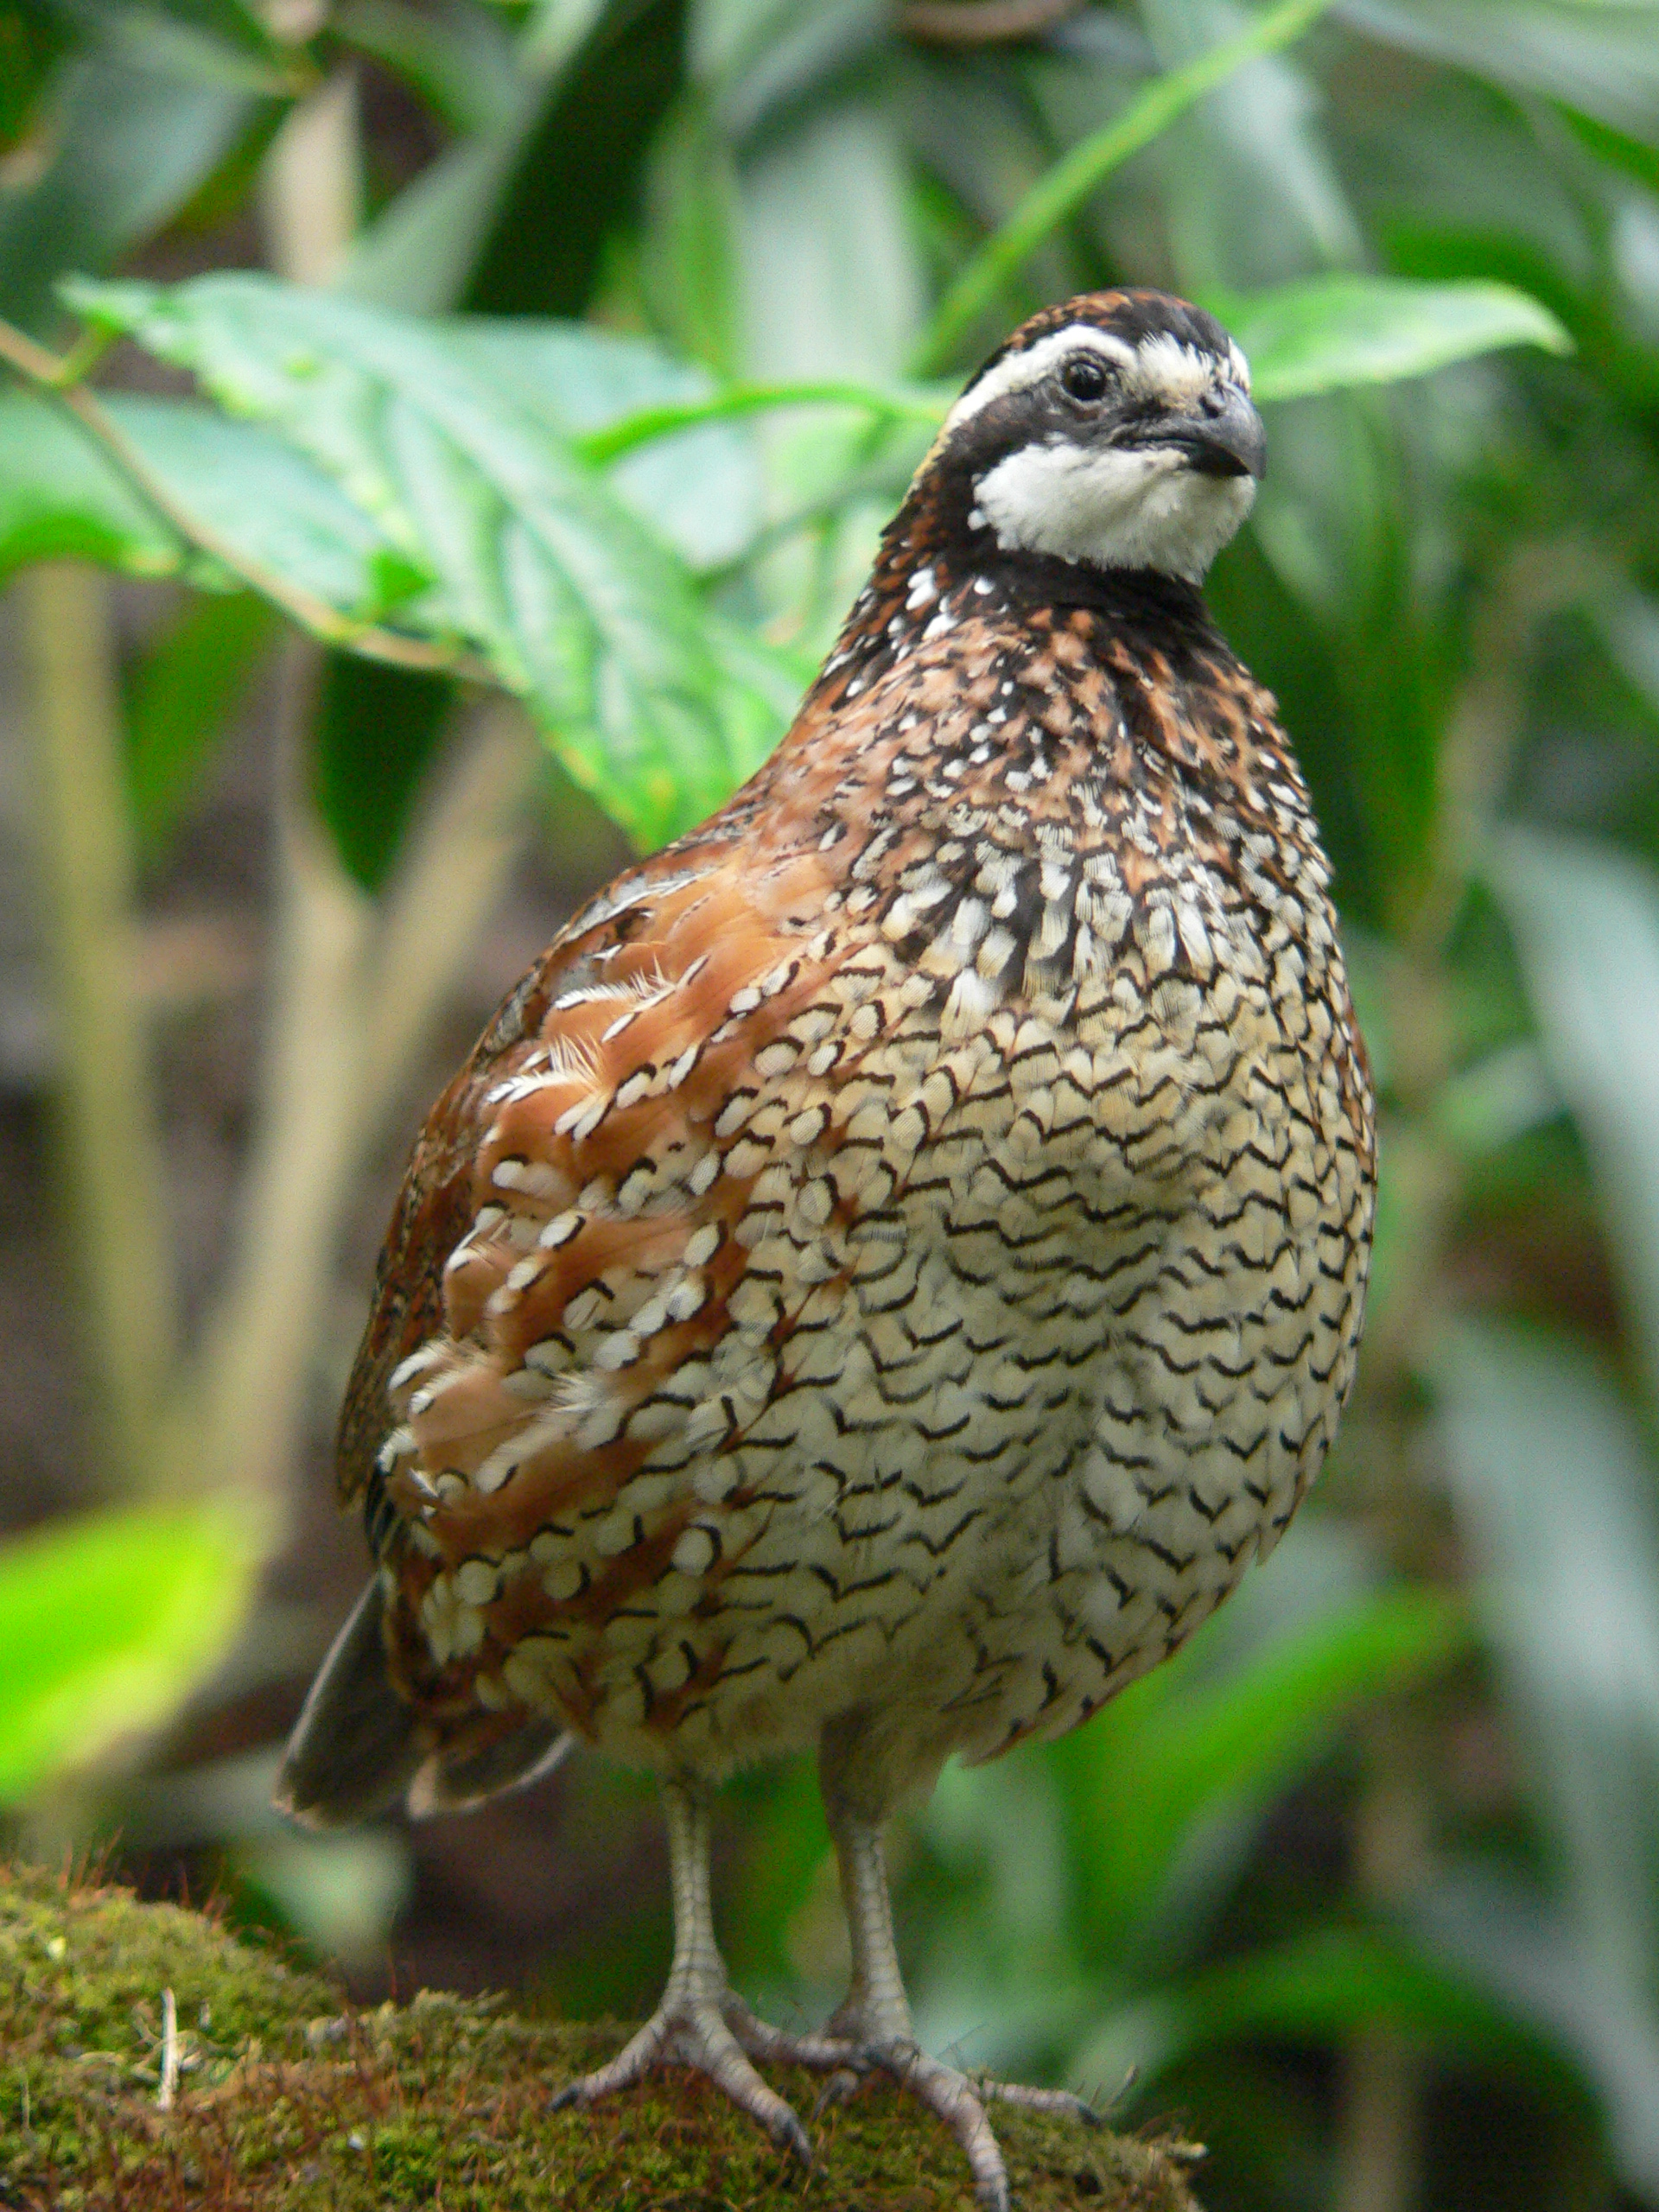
[945,325,1138,430]
[1134,333,1220,406]
[946,321,1253,437]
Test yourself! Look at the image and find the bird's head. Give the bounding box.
[925,289,1264,587]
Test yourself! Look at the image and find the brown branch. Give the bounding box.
[180,677,540,1517]
[17,563,180,1498]
[897,0,1084,46]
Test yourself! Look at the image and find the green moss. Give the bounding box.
[0,1862,1203,2209]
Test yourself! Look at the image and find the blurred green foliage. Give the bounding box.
[0,1503,255,1807]
[3,2,1659,2209]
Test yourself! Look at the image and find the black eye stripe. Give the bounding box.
[1060,354,1110,402]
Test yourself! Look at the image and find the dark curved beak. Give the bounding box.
[1166,387,1267,480]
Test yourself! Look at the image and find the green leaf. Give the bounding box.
[127,590,278,849]
[570,378,950,464]
[1345,0,1659,145]
[0,1503,257,1805]
[0,385,432,620]
[1077,1923,1575,2096]
[722,1758,832,1986]
[344,125,541,319]
[1138,0,1362,295]
[64,271,803,844]
[315,654,453,893]
[733,93,926,383]
[1433,1322,1659,1994]
[1223,275,1572,402]
[442,320,768,569]
[105,391,438,625]
[67,0,293,95]
[334,0,522,136]
[460,0,686,322]
[338,0,609,315]
[0,391,187,582]
[0,6,67,150]
[0,55,255,337]
[1058,1578,1470,1953]
[912,0,1337,374]
[1484,830,1659,1404]
[1415,1866,1659,2196]
[1187,1923,1554,2058]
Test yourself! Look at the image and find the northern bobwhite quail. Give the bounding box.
[278,289,1376,2209]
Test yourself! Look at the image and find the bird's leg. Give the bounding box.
[826,1807,1017,2211]
[824,1804,1097,2212]
[551,1775,817,2160]
[824,1808,912,2047]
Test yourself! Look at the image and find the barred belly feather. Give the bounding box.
[348,579,1371,1792]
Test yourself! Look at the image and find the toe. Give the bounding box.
[721,1995,868,2075]
[981,2079,1101,2125]
[693,2018,812,2164]
[551,1999,812,2167]
[874,2045,1010,2212]
[810,2068,864,2119]
[552,2012,671,2107]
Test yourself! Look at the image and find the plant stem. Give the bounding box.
[0,310,486,683]
[184,680,540,1515]
[181,60,372,1523]
[358,694,542,1116]
[258,67,362,289]
[1334,1716,1428,2212]
[178,48,543,1541]
[17,563,179,1496]
[575,383,948,467]
[910,0,1334,374]
[1334,540,1600,2209]
[188,640,372,1512]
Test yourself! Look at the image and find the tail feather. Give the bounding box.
[275,1579,423,1829]
[275,1577,572,1829]
[405,1714,570,1818]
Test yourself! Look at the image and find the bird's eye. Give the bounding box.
[1060,355,1109,403]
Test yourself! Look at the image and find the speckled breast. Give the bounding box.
[358,578,1376,1783]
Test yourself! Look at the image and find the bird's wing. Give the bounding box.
[340,823,829,1483]
[334,809,952,1735]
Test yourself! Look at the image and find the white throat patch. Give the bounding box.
[975,440,1255,583]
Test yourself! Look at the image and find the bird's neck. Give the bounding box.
[743,505,1304,880]
[817,481,1215,702]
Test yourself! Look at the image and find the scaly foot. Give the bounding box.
[866,2040,1099,2212]
[551,1991,874,2163]
[552,1993,811,2161]
[810,1997,1098,2211]
[811,1797,1101,2210]
[721,1992,869,2075]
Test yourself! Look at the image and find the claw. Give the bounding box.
[810,2067,865,2119]
[980,2077,1102,2126]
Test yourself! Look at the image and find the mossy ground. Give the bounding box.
[0,1862,1202,2210]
